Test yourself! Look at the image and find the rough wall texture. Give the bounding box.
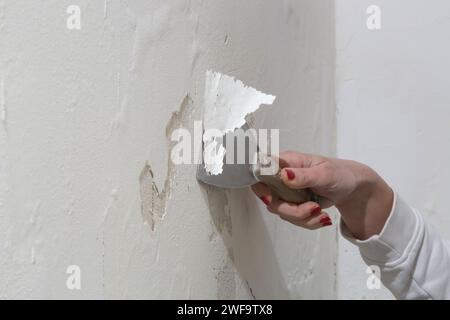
[0,0,336,298]
[336,0,450,299]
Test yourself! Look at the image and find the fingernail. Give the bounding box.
[311,206,322,215]
[320,216,331,224]
[260,195,270,206]
[285,169,295,180]
[322,221,333,227]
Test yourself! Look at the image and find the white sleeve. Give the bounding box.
[340,192,450,299]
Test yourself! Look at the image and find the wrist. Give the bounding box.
[337,163,394,240]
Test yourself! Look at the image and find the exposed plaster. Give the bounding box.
[139,95,194,231]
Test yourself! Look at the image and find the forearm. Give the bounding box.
[336,162,394,240]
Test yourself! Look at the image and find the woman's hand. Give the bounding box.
[251,151,394,240]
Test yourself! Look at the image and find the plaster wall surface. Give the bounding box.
[0,0,336,299]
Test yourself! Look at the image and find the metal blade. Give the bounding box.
[196,123,259,189]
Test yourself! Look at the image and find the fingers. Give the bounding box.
[279,166,331,190]
[251,181,333,229]
[268,200,319,221]
[266,198,333,230]
[280,212,333,230]
[251,182,272,205]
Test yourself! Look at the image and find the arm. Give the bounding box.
[252,151,450,299]
[340,192,450,299]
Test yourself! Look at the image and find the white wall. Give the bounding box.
[336,0,450,299]
[0,0,336,299]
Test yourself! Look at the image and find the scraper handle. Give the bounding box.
[253,166,320,204]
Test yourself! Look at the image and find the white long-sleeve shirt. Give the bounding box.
[340,192,450,299]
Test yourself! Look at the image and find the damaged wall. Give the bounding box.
[0,0,336,298]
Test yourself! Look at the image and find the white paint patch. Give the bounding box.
[202,70,276,175]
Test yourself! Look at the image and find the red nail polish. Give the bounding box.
[320,216,331,224]
[311,206,322,215]
[260,195,270,206]
[285,169,295,180]
[322,221,333,227]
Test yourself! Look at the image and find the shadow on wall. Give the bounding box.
[199,183,290,299]
[139,93,289,298]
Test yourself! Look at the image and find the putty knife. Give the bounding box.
[196,124,318,204]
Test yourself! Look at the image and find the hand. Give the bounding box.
[251,151,394,240]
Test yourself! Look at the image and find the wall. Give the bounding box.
[336,0,450,299]
[0,0,336,299]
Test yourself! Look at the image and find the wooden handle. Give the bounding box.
[253,164,318,204]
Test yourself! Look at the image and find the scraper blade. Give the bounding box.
[196,124,318,204]
[196,123,258,188]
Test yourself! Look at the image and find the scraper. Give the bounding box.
[196,124,318,204]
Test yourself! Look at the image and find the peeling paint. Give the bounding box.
[139,164,166,231]
[202,70,276,175]
[139,95,194,231]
